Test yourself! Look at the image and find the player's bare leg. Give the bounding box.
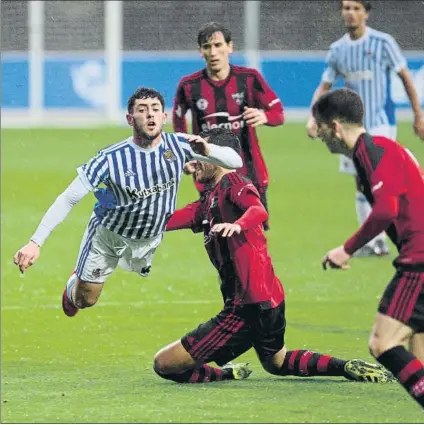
[153,340,251,383]
[62,272,104,317]
[260,345,394,382]
[370,313,424,407]
[410,333,424,363]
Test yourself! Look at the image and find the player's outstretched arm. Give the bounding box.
[13,175,91,274]
[213,183,269,238]
[177,134,242,169]
[165,201,202,232]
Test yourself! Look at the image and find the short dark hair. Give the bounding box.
[197,22,232,47]
[312,88,364,126]
[340,0,372,12]
[127,87,165,113]
[199,127,242,156]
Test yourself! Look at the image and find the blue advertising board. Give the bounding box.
[2,52,423,111]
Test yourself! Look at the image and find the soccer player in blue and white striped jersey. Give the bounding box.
[307,0,424,257]
[13,87,242,317]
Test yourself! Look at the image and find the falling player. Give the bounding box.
[13,87,242,318]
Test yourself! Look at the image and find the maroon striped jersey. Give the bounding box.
[345,133,424,266]
[172,65,284,189]
[166,172,285,308]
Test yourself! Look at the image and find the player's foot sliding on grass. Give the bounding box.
[153,127,394,385]
[315,88,424,409]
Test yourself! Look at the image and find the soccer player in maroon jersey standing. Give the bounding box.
[314,88,424,409]
[153,128,394,385]
[172,22,284,230]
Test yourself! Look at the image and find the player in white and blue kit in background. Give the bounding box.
[13,87,242,317]
[307,0,424,256]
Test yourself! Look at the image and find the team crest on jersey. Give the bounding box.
[232,92,245,106]
[196,98,208,111]
[163,149,177,162]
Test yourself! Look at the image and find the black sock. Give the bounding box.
[377,346,424,408]
[279,350,347,377]
[155,364,226,384]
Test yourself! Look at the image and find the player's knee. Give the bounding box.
[368,334,395,359]
[261,351,285,375]
[153,351,171,376]
[73,287,99,309]
[261,359,281,375]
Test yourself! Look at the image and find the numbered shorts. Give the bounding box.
[339,125,397,175]
[378,266,424,332]
[181,301,286,366]
[74,214,163,283]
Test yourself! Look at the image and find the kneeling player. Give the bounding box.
[153,127,394,384]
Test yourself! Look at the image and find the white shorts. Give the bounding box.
[339,125,397,175]
[74,214,163,283]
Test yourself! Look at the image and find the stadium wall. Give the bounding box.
[2,52,424,128]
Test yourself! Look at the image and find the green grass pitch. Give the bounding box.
[2,123,423,423]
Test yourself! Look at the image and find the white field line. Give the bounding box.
[2,299,215,311]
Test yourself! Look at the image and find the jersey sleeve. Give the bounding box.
[175,134,242,169]
[165,200,203,233]
[321,45,339,84]
[383,35,407,73]
[172,80,189,133]
[229,182,269,230]
[344,149,403,254]
[31,175,91,247]
[252,70,284,126]
[77,151,110,190]
[369,149,405,199]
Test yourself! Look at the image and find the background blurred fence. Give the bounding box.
[2,0,423,127]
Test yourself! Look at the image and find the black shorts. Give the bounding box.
[378,265,424,332]
[181,301,286,366]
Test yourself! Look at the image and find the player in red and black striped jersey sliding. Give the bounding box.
[153,127,394,385]
[173,22,285,230]
[315,88,424,409]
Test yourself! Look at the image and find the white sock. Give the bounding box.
[355,191,386,247]
[66,273,77,304]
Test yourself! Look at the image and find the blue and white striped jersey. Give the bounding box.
[322,27,407,130]
[77,132,205,239]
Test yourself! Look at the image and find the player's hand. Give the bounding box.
[183,161,197,175]
[186,135,210,156]
[243,107,268,127]
[413,115,424,140]
[13,241,40,274]
[211,223,242,237]
[322,245,351,271]
[306,116,318,139]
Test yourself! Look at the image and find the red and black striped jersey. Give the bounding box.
[172,65,284,188]
[166,172,285,307]
[346,133,424,266]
